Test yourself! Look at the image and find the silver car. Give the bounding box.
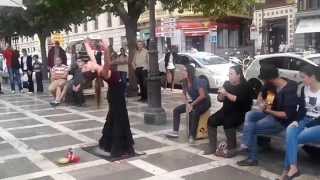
[245,53,318,97]
[159,52,234,90]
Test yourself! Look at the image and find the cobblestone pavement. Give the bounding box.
[0,88,319,180]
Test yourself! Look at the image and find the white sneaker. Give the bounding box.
[166,131,179,138]
[188,137,195,144]
[11,91,15,94]
[27,92,33,95]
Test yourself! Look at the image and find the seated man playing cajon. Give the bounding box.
[49,57,69,106]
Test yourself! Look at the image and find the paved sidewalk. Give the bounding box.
[0,88,319,180]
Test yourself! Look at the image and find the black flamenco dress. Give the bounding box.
[99,71,135,157]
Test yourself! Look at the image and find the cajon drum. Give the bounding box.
[196,110,210,139]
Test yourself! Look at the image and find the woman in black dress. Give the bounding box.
[82,40,134,158]
[205,65,254,157]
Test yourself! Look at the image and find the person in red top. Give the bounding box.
[3,44,22,93]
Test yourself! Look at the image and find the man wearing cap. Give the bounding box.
[237,64,299,166]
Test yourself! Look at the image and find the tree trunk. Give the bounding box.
[126,20,138,97]
[38,33,49,80]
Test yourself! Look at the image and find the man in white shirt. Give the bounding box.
[133,41,149,102]
[20,49,34,93]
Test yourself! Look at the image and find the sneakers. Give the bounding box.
[50,101,60,107]
[237,158,258,166]
[11,90,16,94]
[188,137,195,144]
[166,131,179,138]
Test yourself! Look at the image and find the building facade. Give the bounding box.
[295,0,320,52]
[252,0,297,54]
[12,3,253,59]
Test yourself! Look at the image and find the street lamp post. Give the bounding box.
[144,0,166,125]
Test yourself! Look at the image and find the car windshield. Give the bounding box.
[307,57,320,65]
[193,56,228,65]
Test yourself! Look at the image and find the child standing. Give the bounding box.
[32,55,43,93]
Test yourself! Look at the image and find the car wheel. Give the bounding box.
[248,78,262,99]
[302,145,320,160]
[199,76,210,92]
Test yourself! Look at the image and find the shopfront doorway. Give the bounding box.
[266,18,287,53]
[186,36,205,51]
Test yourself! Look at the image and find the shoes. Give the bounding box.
[166,131,179,138]
[138,98,147,102]
[50,101,60,107]
[11,90,15,94]
[189,137,195,144]
[237,158,258,166]
[27,92,33,95]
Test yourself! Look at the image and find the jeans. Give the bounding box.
[241,111,284,161]
[8,68,22,91]
[173,99,211,138]
[284,117,320,168]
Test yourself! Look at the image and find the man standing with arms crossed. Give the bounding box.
[133,41,149,102]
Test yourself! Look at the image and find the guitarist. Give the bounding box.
[237,64,299,166]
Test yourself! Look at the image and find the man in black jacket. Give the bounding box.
[20,49,34,93]
[237,65,299,166]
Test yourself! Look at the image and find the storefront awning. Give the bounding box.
[184,30,209,37]
[295,18,320,34]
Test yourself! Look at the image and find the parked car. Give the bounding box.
[159,52,235,90]
[245,53,318,98]
[304,53,320,65]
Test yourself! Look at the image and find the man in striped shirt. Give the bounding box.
[49,57,69,106]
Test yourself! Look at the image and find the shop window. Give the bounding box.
[228,30,239,48]
[120,17,124,25]
[94,16,99,30]
[107,13,112,27]
[74,25,78,33]
[121,36,127,49]
[217,29,224,48]
[83,22,88,32]
[108,37,113,46]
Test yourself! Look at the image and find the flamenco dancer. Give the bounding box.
[82,39,136,159]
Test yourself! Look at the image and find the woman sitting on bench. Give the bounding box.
[278,65,320,180]
[205,65,254,158]
[166,64,211,144]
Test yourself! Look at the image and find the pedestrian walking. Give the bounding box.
[32,55,43,93]
[20,49,34,94]
[133,41,149,102]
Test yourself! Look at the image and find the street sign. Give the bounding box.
[209,32,217,44]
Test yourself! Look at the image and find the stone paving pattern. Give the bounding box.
[0,89,319,180]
